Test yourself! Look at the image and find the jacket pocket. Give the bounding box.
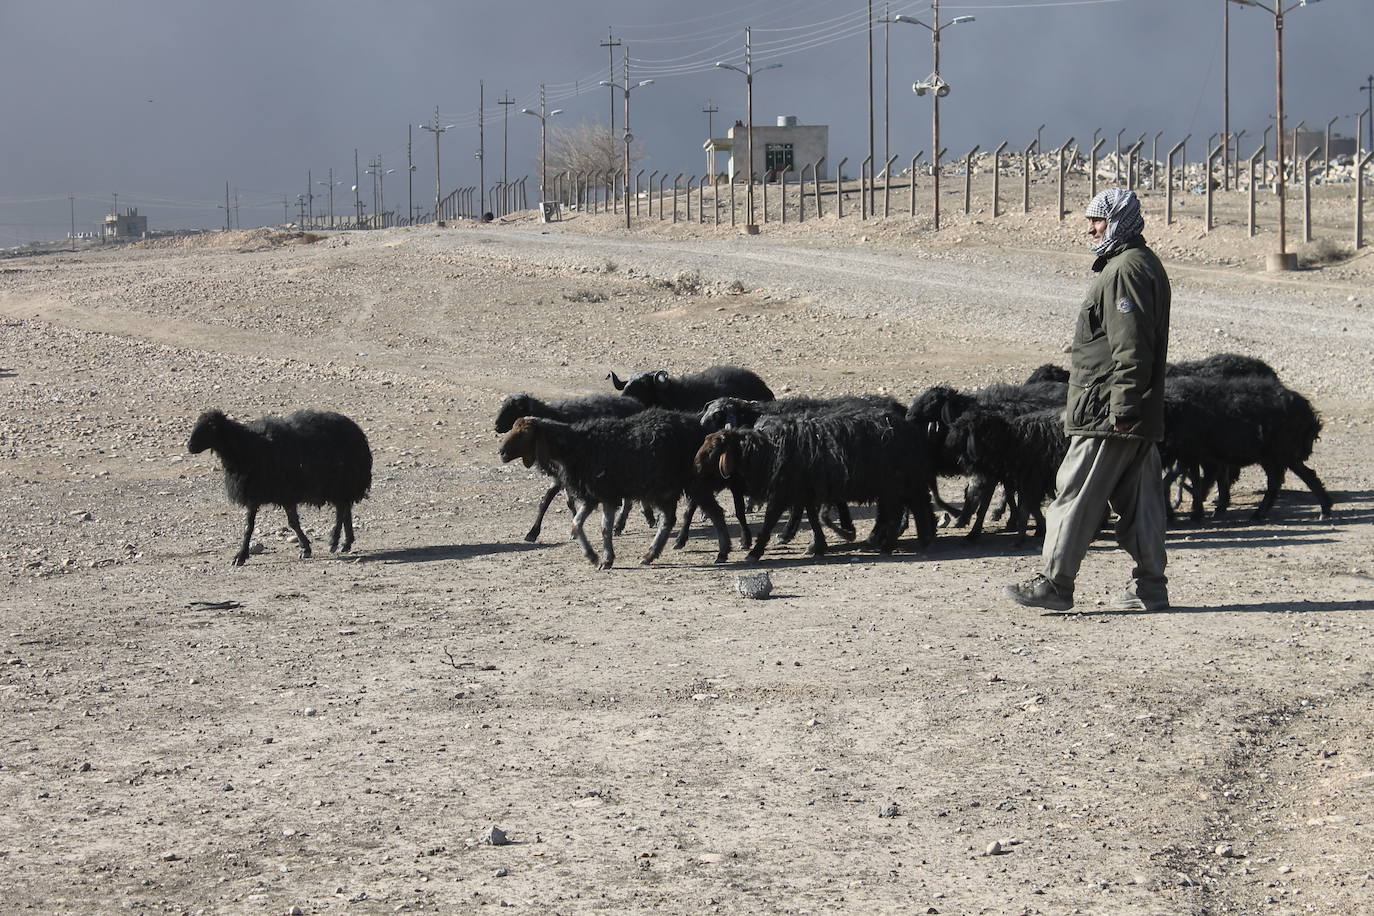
[1070,381,1107,430]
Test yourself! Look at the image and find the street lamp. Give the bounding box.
[715,27,782,233]
[891,1,975,230]
[522,83,563,212]
[421,107,457,224]
[601,49,654,230]
[1228,0,1323,271]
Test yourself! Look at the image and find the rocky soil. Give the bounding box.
[1,176,1372,914]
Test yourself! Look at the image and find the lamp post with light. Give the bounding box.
[1228,0,1323,271]
[716,27,782,233]
[889,0,974,230]
[522,84,563,210]
[601,49,654,230]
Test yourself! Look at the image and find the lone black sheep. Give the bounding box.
[188,409,373,566]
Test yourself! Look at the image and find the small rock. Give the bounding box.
[248,540,266,555]
[1215,844,1235,858]
[735,572,772,599]
[303,707,317,717]
[288,907,304,916]
[78,762,92,772]
[986,840,1003,856]
[1278,864,1292,874]
[479,826,510,846]
[494,867,508,877]
[879,802,899,818]
[160,852,180,862]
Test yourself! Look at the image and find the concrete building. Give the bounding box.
[705,115,829,182]
[103,207,147,239]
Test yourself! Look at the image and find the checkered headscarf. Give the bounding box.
[1085,187,1145,256]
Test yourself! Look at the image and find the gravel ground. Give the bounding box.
[1,185,1372,914]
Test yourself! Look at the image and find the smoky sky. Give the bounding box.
[2,0,1370,241]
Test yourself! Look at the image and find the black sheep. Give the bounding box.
[498,408,731,569]
[609,364,775,410]
[695,407,934,561]
[1160,375,1332,521]
[188,409,372,566]
[1024,363,1070,385]
[494,392,647,541]
[944,407,1069,544]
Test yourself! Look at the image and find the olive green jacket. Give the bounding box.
[1064,238,1171,441]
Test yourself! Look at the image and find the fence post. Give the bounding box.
[1023,141,1035,213]
[963,145,980,215]
[686,175,695,222]
[672,173,682,223]
[1247,146,1264,237]
[1126,141,1143,191]
[1166,136,1188,226]
[1089,138,1106,201]
[761,173,768,224]
[1302,149,1319,243]
[647,171,658,218]
[1357,151,1373,249]
[882,153,898,218]
[910,153,922,218]
[860,155,873,220]
[798,164,808,224]
[836,157,848,220]
[812,155,825,220]
[699,175,709,224]
[1205,143,1224,232]
[992,141,1008,218]
[729,175,737,227]
[1057,138,1075,221]
[713,174,721,226]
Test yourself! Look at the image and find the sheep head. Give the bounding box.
[695,431,739,480]
[498,416,547,469]
[188,409,228,454]
[495,393,531,433]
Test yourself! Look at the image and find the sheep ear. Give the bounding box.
[718,442,737,479]
[653,370,669,387]
[608,371,626,390]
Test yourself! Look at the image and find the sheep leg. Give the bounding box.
[745,500,789,563]
[673,499,699,550]
[778,505,803,543]
[1252,462,1287,521]
[571,500,600,566]
[822,503,856,541]
[929,478,962,519]
[731,487,752,550]
[804,503,828,556]
[232,504,259,567]
[525,482,564,542]
[340,504,356,553]
[328,503,352,552]
[907,487,937,550]
[640,502,677,565]
[597,502,617,570]
[1290,462,1334,517]
[283,504,311,559]
[963,483,996,541]
[612,498,632,534]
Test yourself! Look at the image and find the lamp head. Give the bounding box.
[950,15,975,24]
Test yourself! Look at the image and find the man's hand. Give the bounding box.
[1113,419,1138,434]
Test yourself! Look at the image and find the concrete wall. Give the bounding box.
[724,122,829,181]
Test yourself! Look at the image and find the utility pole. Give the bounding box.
[318,168,336,228]
[1364,75,1374,152]
[421,107,454,224]
[307,169,314,227]
[224,182,231,231]
[522,84,563,206]
[601,48,654,230]
[69,194,75,251]
[408,126,414,225]
[703,100,719,176]
[1223,0,1231,190]
[883,3,891,174]
[354,149,362,226]
[867,0,875,216]
[234,189,240,229]
[716,28,782,233]
[601,29,621,137]
[478,80,486,218]
[498,91,516,188]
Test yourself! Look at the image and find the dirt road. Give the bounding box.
[1,220,1371,914]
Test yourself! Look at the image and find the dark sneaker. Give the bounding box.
[1004,574,1073,611]
[1110,590,1170,612]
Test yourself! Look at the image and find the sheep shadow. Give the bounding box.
[362,542,548,564]
[1052,598,1374,618]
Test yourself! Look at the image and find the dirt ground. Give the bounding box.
[2,175,1373,915]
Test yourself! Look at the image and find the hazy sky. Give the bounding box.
[2,0,1371,242]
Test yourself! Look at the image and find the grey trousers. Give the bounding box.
[1040,435,1168,599]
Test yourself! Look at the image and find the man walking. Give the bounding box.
[1005,187,1171,612]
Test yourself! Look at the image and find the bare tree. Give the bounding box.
[541,122,642,180]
